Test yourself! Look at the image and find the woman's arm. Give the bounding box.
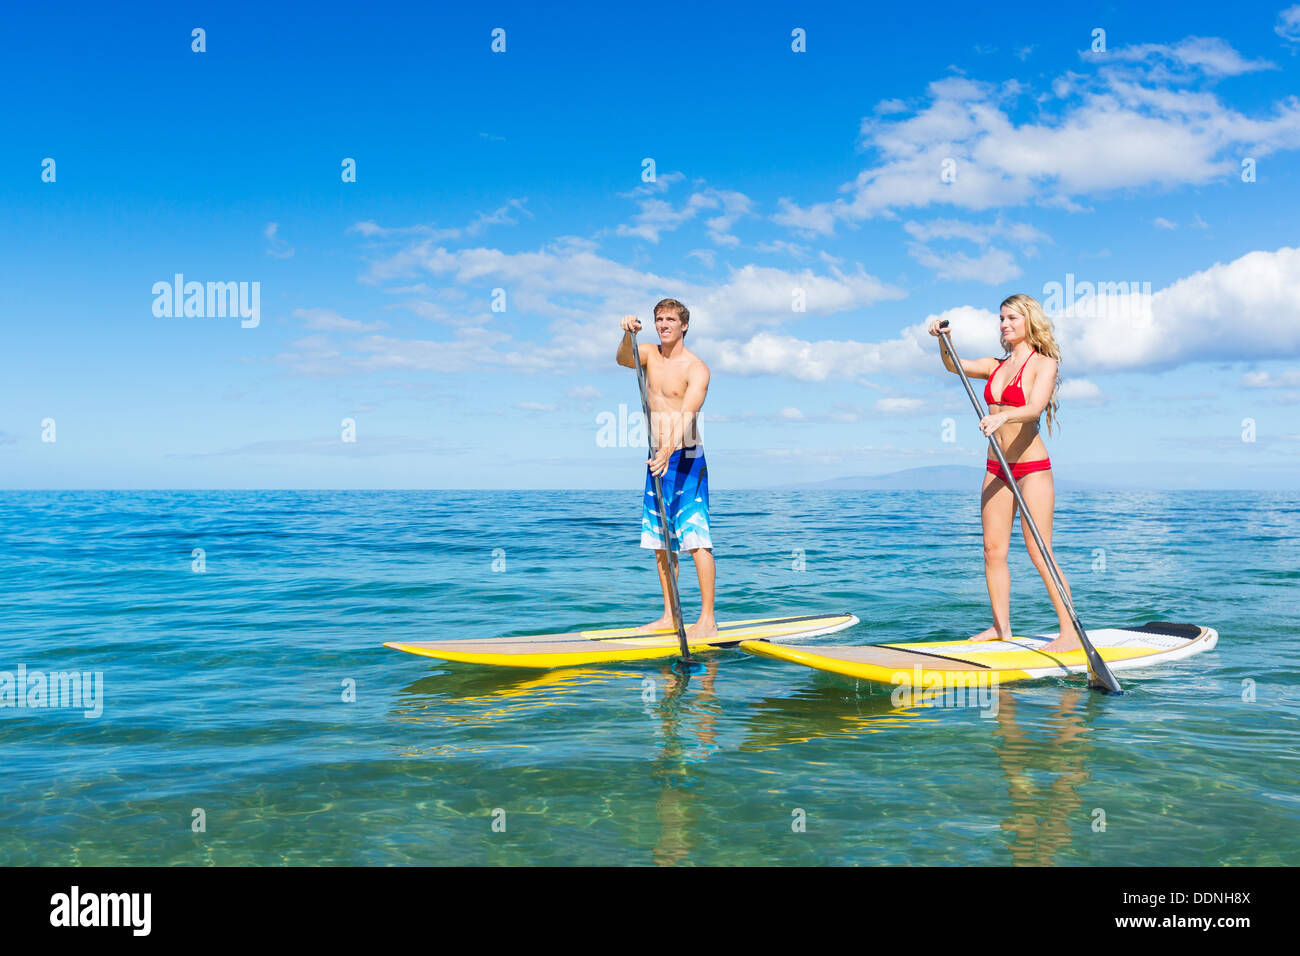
[927,319,998,378]
[952,354,1000,379]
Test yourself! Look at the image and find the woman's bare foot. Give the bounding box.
[686,617,718,641]
[636,615,674,633]
[968,625,1010,642]
[1039,629,1083,653]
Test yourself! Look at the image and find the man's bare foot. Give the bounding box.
[636,615,674,633]
[686,618,718,641]
[968,625,1010,642]
[1039,630,1083,653]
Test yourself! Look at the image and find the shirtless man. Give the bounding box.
[616,299,716,641]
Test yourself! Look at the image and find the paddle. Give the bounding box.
[629,327,699,675]
[937,319,1122,693]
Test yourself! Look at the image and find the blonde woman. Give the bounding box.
[928,294,1080,653]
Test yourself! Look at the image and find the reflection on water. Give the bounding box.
[994,689,1094,866]
[741,675,946,753]
[649,662,710,867]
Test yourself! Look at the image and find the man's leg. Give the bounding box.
[686,548,717,640]
[637,548,680,632]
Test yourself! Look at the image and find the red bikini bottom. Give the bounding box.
[986,458,1052,483]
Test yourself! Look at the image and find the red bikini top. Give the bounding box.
[984,351,1035,407]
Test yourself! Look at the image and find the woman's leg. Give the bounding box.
[1017,470,1081,652]
[971,471,1017,641]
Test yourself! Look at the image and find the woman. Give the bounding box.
[928,294,1080,653]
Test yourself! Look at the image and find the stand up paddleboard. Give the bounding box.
[385,612,858,669]
[741,621,1217,686]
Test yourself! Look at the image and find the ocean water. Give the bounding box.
[1,489,1297,866]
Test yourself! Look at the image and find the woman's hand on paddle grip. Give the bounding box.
[979,412,1009,436]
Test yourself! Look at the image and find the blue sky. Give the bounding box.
[4,0,1299,489]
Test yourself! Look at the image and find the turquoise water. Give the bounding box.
[1,490,1297,866]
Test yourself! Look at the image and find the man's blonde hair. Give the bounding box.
[653,298,690,335]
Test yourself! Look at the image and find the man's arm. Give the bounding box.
[616,316,645,368]
[682,361,710,416]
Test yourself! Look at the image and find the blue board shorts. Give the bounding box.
[641,445,713,553]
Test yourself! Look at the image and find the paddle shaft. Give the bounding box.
[937,321,1121,692]
[629,329,694,665]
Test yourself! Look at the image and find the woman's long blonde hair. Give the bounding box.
[999,293,1060,434]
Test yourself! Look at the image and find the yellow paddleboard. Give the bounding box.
[742,621,1218,686]
[385,612,859,669]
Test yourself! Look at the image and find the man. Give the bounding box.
[616,299,716,640]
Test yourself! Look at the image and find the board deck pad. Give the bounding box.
[385,612,859,668]
[741,622,1218,685]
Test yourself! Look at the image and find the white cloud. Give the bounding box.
[1242,369,1300,388]
[1052,246,1300,369]
[902,216,1049,281]
[466,199,532,235]
[772,46,1300,235]
[1279,5,1300,42]
[273,334,343,377]
[1153,217,1177,229]
[1091,36,1276,79]
[292,308,386,332]
[874,397,926,413]
[334,238,903,375]
[620,171,687,197]
[1058,378,1103,402]
[616,193,717,242]
[430,247,895,340]
[708,304,1001,382]
[696,264,903,336]
[708,245,1300,382]
[755,239,812,260]
[904,219,988,244]
[616,187,755,244]
[772,197,841,235]
[703,190,755,245]
[907,243,1021,283]
[346,327,548,375]
[265,222,294,259]
[348,200,529,243]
